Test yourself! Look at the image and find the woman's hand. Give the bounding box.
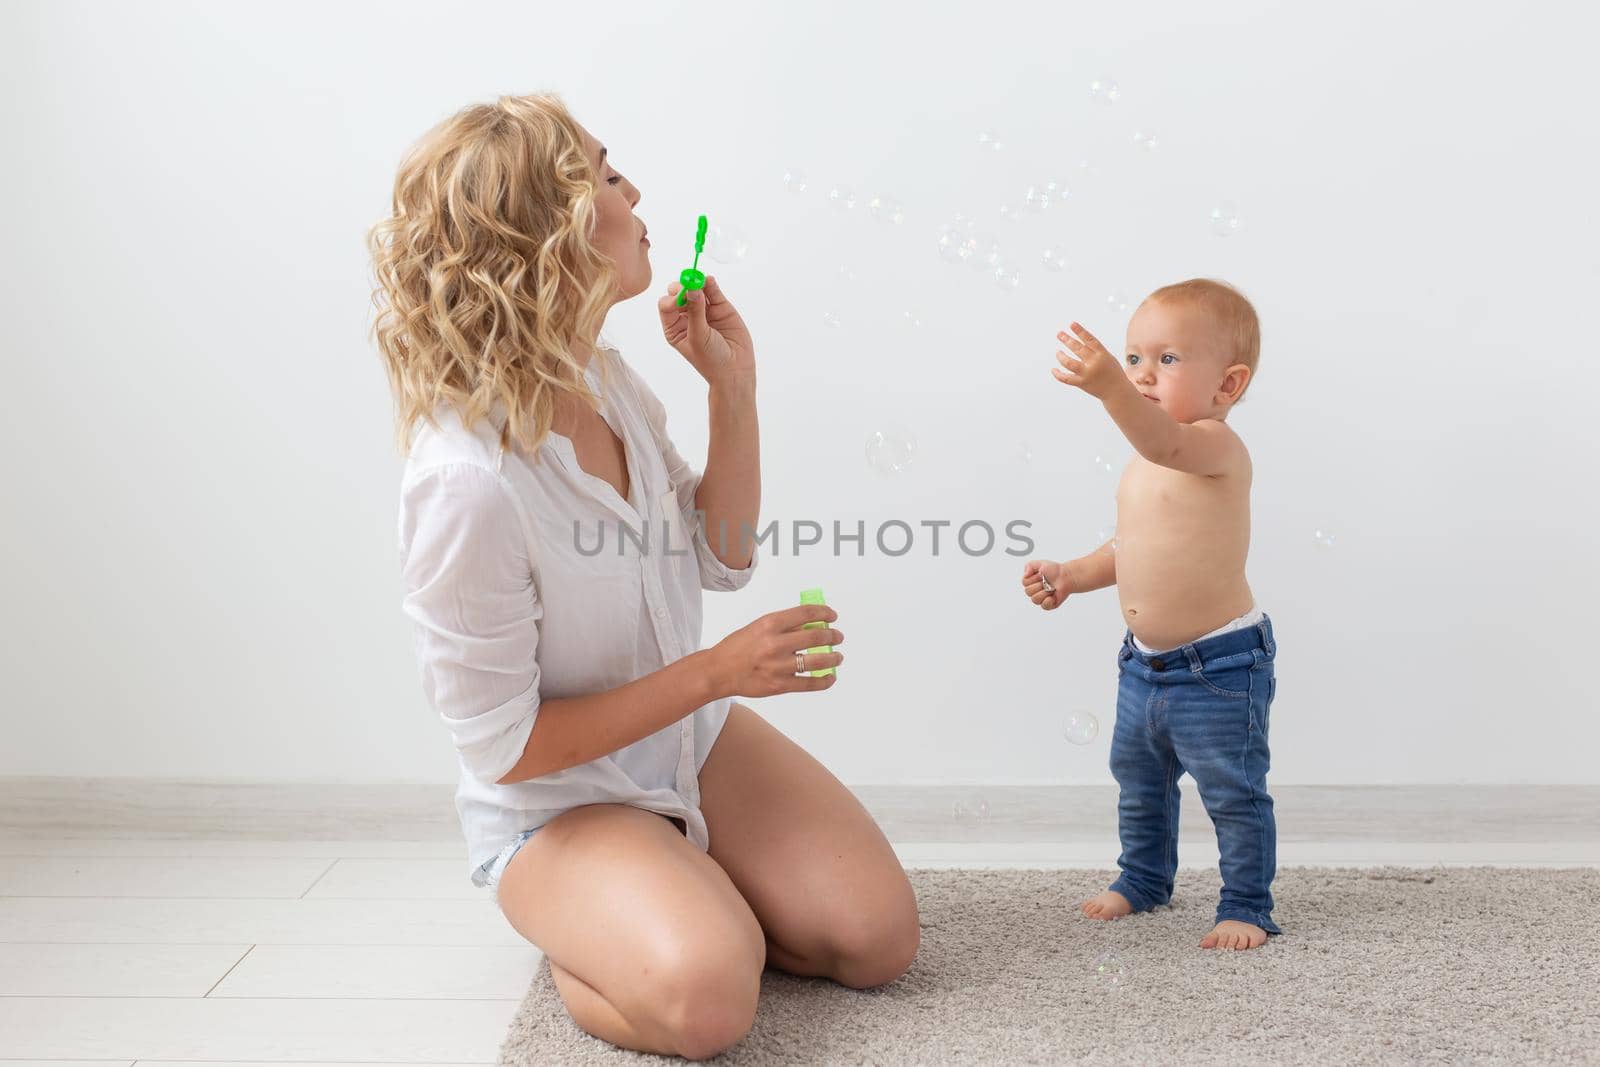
[708,603,843,697]
[657,274,755,391]
[1022,559,1071,610]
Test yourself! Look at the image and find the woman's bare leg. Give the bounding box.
[495,803,767,1061]
[698,704,921,989]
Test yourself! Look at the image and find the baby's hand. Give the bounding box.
[1052,323,1125,401]
[1022,559,1070,611]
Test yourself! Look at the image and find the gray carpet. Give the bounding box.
[498,866,1600,1065]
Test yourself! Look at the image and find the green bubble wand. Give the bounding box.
[676,214,709,307]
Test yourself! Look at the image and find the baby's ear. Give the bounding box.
[1223,363,1252,401]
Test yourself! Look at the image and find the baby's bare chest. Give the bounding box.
[1116,462,1249,533]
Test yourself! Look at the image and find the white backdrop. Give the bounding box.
[3,0,1595,785]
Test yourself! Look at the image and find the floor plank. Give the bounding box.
[211,945,545,1000]
[0,858,335,899]
[0,839,464,860]
[0,898,522,947]
[303,859,485,901]
[0,944,250,997]
[0,998,520,1061]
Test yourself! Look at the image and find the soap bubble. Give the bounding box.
[993,264,1022,291]
[1041,245,1069,272]
[1025,179,1070,212]
[1313,529,1337,549]
[782,168,808,194]
[1089,78,1121,104]
[1063,712,1099,745]
[937,212,978,240]
[1018,438,1034,465]
[867,194,906,224]
[1096,524,1116,543]
[822,310,841,328]
[837,264,858,284]
[1093,454,1117,475]
[976,130,1004,151]
[936,224,970,264]
[828,185,856,210]
[966,232,1001,270]
[1092,952,1127,988]
[1210,201,1242,237]
[903,310,923,328]
[866,426,916,474]
[936,231,963,263]
[1106,292,1131,313]
[1133,129,1159,151]
[703,221,749,264]
[937,224,999,269]
[953,794,992,821]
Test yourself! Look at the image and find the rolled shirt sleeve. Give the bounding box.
[398,462,543,786]
[625,363,759,593]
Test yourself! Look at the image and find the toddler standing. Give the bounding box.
[1023,278,1280,950]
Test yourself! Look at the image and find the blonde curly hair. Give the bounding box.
[367,92,616,459]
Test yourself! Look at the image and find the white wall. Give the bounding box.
[3,0,1595,785]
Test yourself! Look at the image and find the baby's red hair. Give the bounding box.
[1144,278,1261,402]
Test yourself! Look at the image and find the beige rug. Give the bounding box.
[498,866,1600,1065]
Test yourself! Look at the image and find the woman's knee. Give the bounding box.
[828,881,921,989]
[651,939,763,1060]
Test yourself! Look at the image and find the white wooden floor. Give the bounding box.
[3,779,1598,1064]
[3,834,1597,1064]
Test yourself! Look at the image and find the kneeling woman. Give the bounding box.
[371,92,919,1061]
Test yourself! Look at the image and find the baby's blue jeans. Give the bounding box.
[1108,613,1281,935]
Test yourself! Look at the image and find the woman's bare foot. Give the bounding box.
[1200,919,1268,950]
[1080,889,1133,920]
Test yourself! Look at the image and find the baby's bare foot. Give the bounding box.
[1200,919,1268,950]
[1080,890,1133,920]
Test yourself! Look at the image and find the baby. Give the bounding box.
[1022,278,1280,951]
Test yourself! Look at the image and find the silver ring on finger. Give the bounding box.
[795,651,806,674]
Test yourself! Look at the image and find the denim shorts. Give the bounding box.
[475,809,689,905]
[473,828,541,902]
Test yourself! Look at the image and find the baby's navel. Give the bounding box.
[1127,608,1138,616]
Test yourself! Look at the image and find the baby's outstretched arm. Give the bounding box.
[1053,323,1175,460]
[1052,323,1241,477]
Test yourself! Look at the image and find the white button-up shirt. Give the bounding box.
[397,341,758,881]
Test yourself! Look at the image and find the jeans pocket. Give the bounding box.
[1194,661,1253,699]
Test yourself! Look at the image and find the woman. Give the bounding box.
[369,93,919,1061]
